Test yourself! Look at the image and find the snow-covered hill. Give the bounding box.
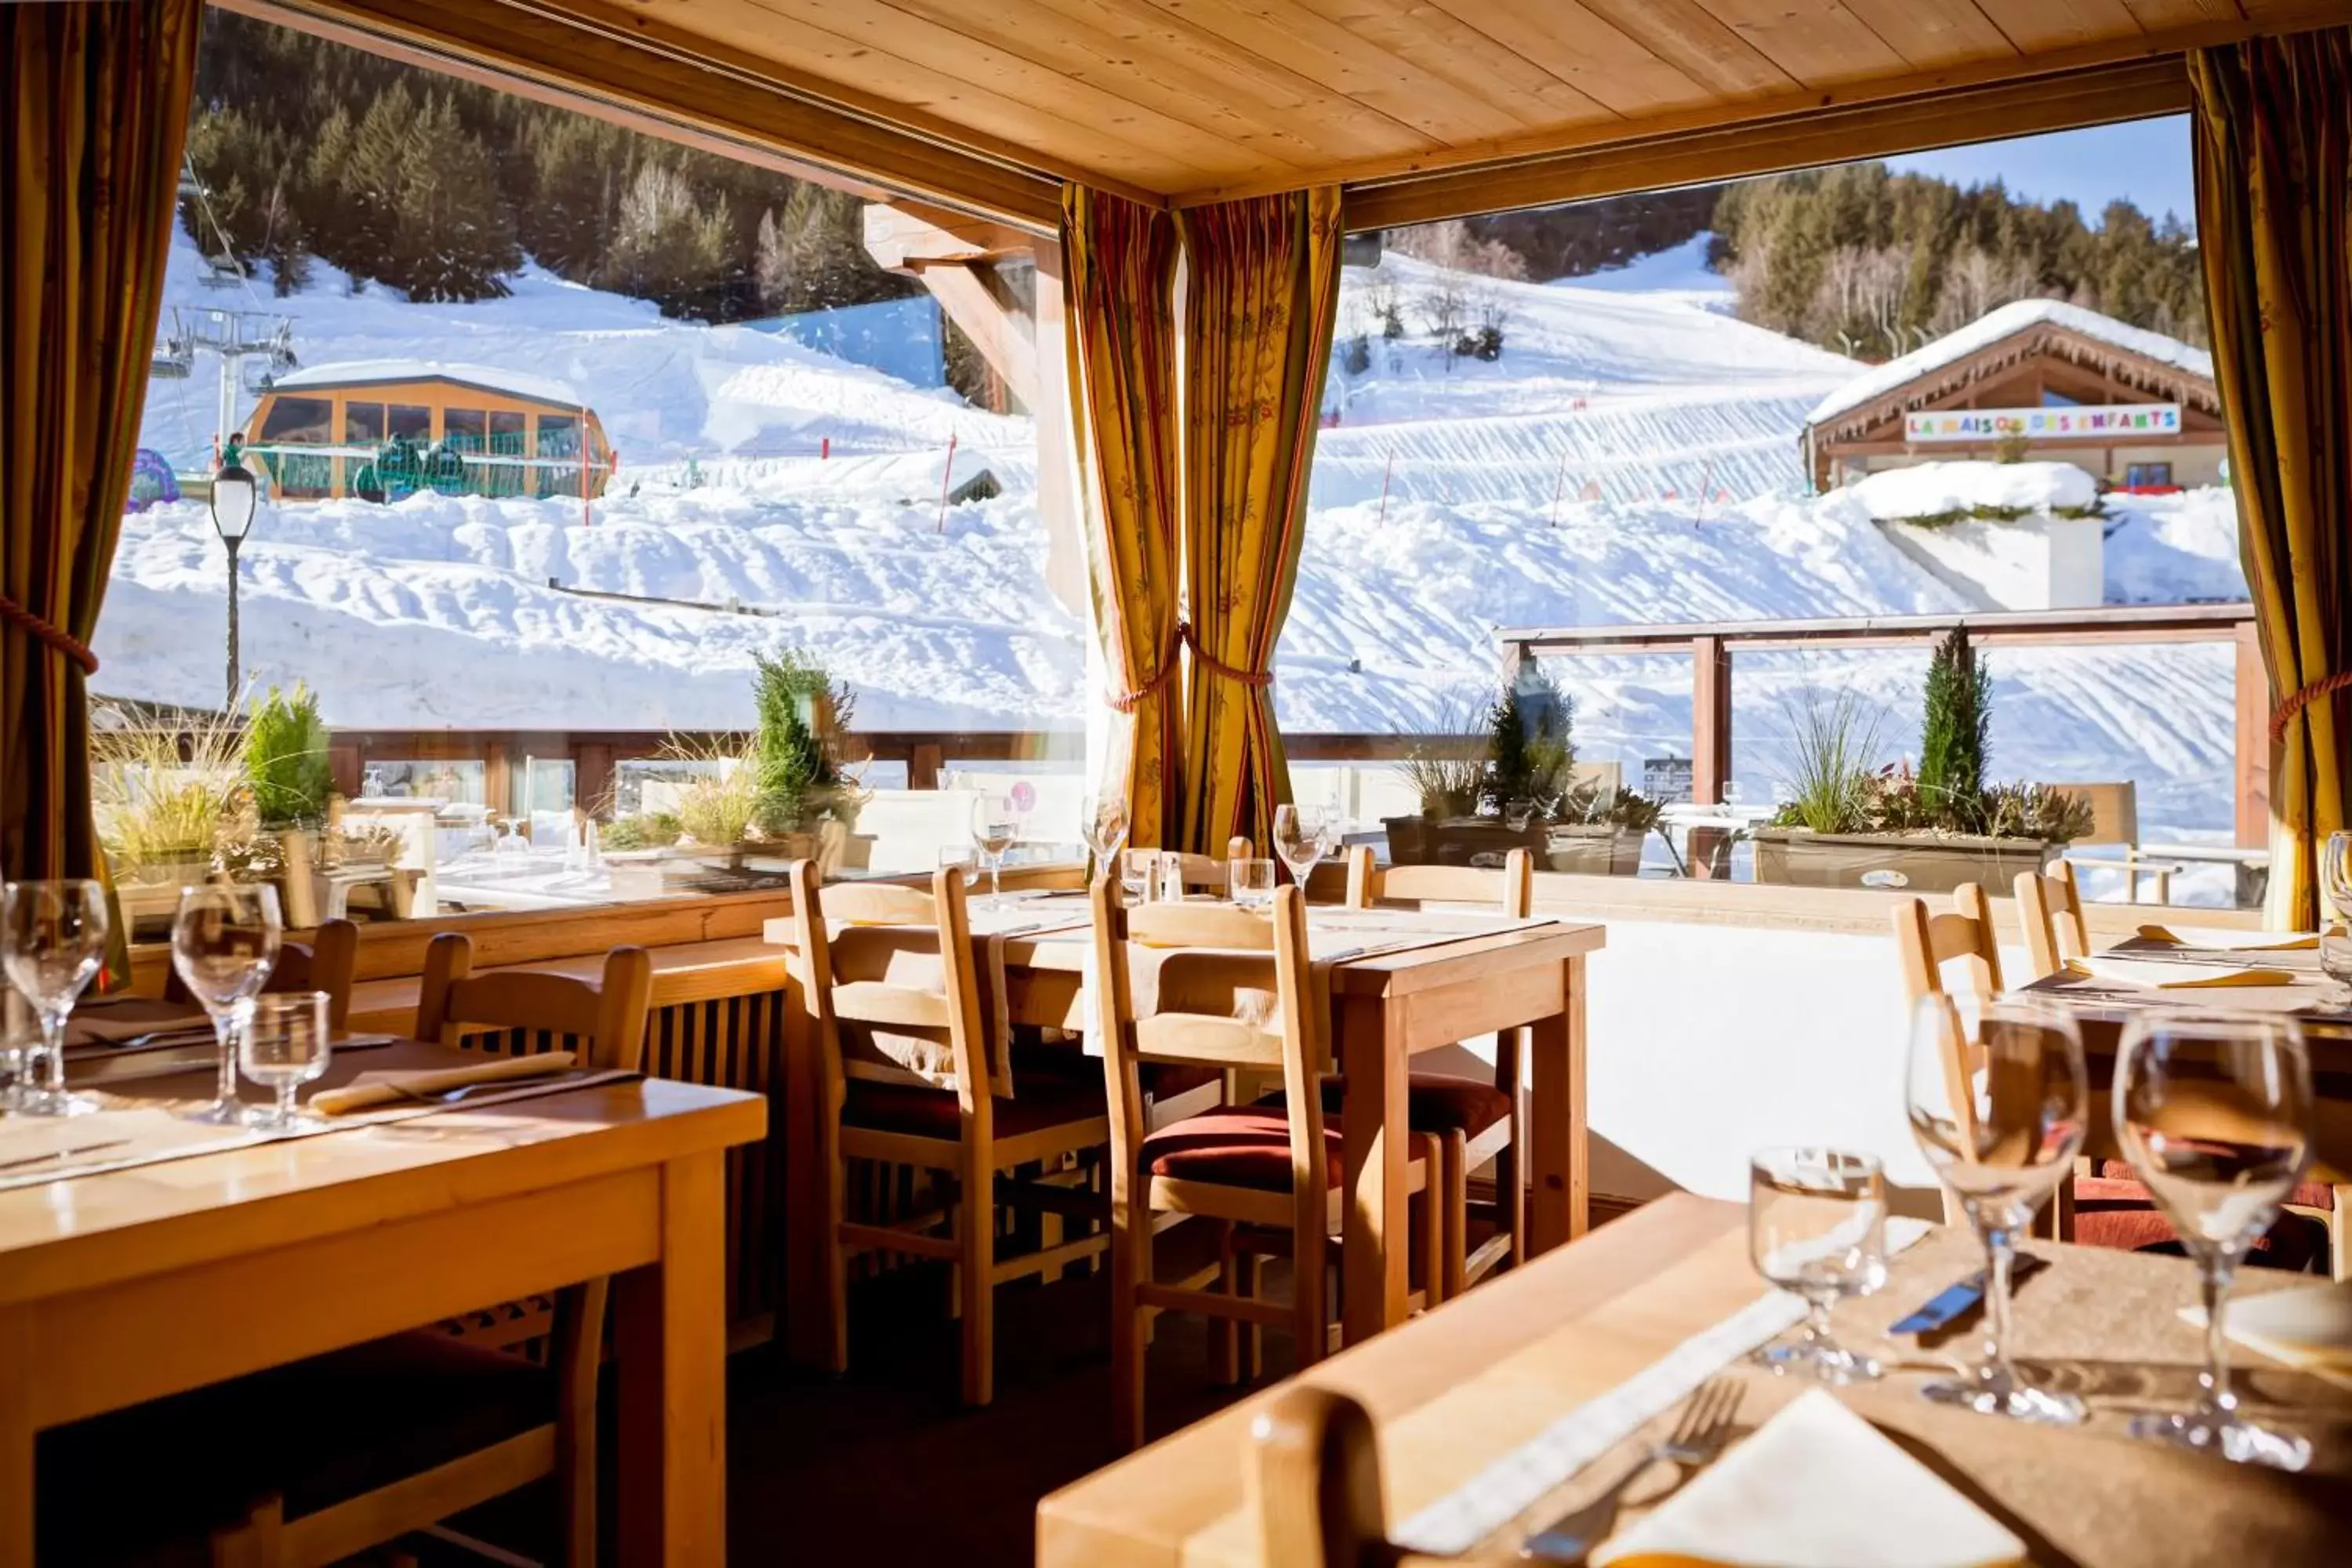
[105,234,2249,847]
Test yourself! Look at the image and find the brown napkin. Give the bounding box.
[312,1051,579,1116]
[2065,955,2299,989]
[2138,924,2318,952]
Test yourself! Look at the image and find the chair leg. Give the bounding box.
[1111,1192,1150,1452]
[1294,1209,1327,1373]
[822,1116,851,1374]
[1441,1131,1468,1301]
[1237,1247,1264,1379]
[1497,1028,1526,1269]
[959,1157,996,1406]
[1210,1220,1241,1385]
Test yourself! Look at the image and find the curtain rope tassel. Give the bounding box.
[0,592,99,676]
[2270,670,2352,744]
[1105,619,1272,711]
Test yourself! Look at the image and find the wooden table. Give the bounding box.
[770,904,1605,1356]
[1038,1193,2352,1568]
[0,1075,766,1567]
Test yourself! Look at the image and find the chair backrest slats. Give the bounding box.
[1344,844,1533,917]
[162,917,361,1029]
[1893,883,2003,1006]
[415,931,653,1072]
[2013,862,2088,980]
[1127,900,1276,952]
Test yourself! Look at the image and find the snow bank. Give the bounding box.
[2104,488,2248,604]
[1807,298,2214,426]
[1831,460,2100,521]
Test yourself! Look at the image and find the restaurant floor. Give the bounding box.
[426,1250,1300,1566]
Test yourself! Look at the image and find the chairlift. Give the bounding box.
[149,334,194,380]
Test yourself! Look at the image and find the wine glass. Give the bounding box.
[1904,992,2088,1425]
[1229,858,1276,911]
[240,990,333,1134]
[970,794,1018,910]
[1,880,111,1117]
[1081,793,1130,878]
[1748,1146,1889,1384]
[2320,832,2352,1003]
[2116,1011,2315,1469]
[171,884,282,1126]
[1272,804,1327,890]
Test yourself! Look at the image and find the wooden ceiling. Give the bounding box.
[244,0,2350,227]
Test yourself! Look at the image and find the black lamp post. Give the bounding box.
[209,446,258,707]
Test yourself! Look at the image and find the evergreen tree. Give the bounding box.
[1918,625,1991,829]
[604,160,732,316]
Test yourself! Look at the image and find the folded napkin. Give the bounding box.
[311,1051,579,1116]
[2187,1278,2352,1379]
[1592,1390,2025,1568]
[2065,955,2299,989]
[2139,924,2318,953]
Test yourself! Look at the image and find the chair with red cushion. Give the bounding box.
[1340,845,1530,1299]
[787,860,1110,1406]
[1091,879,1442,1451]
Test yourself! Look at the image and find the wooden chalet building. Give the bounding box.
[1802,299,2224,493]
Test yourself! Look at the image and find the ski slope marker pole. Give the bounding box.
[1377,446,1392,528]
[937,433,958,534]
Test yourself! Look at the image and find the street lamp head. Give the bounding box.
[210,458,258,543]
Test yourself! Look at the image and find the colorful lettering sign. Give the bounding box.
[1901,404,2181,444]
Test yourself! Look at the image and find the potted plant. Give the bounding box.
[1751,626,2095,892]
[91,708,246,886]
[746,647,870,873]
[1548,783,1664,877]
[1385,691,1538,867]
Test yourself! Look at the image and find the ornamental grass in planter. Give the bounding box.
[1753,626,2094,893]
[91,707,247,884]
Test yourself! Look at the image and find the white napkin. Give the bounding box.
[2138,924,2319,953]
[2183,1278,2352,1386]
[1592,1390,2026,1568]
[2064,954,2299,989]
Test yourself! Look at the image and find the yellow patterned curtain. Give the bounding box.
[2,0,203,972]
[1173,189,1342,855]
[2191,31,2352,929]
[1062,186,1185,848]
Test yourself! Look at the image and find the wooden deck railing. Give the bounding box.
[1498,603,2266,848]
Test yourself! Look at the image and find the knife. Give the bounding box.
[1889,1251,2051,1338]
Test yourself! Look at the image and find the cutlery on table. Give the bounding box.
[1520,1376,1743,1563]
[0,1138,135,1174]
[1889,1252,2051,1341]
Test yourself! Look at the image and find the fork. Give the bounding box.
[1520,1376,1744,1563]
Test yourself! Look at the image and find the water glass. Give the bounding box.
[2116,1011,2315,1469]
[1119,848,1158,906]
[1904,993,2088,1425]
[1748,1146,1888,1384]
[937,844,980,891]
[1081,793,1131,878]
[2320,832,2352,1001]
[1228,858,1276,910]
[171,884,282,1126]
[240,991,334,1134]
[1,880,111,1118]
[1272,804,1326,889]
[969,795,1018,909]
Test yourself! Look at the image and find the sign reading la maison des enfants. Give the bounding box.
[1904,404,2183,444]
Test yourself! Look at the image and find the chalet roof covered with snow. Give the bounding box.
[1805,301,2216,430]
[270,359,586,409]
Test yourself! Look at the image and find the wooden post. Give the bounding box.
[2235,617,2270,849]
[1691,633,1730,807]
[909,744,944,792]
[576,742,616,819]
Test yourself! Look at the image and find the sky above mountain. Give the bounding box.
[1884,116,2196,230]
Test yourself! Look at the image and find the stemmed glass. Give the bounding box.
[1081,794,1130,880]
[241,991,334,1134]
[1272,804,1327,890]
[1,880,111,1117]
[969,794,1018,910]
[2319,832,2352,1004]
[2116,1011,2315,1469]
[1748,1146,1889,1385]
[1904,993,2088,1425]
[171,884,283,1125]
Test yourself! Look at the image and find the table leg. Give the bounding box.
[1341,993,1410,1346]
[1529,955,1589,1251]
[0,1319,28,1568]
[618,1150,728,1566]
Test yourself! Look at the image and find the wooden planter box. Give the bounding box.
[1751,829,2054,893]
[1545,825,1646,877]
[1382,815,1546,868]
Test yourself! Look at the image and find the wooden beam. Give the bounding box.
[1690,634,1730,809]
[223,0,1073,230]
[914,262,1038,410]
[862,201,1038,273]
[1029,236,1087,619]
[1338,56,2195,230]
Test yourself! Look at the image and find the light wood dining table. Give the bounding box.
[1038,1192,2352,1568]
[768,895,1606,1357]
[0,1072,765,1567]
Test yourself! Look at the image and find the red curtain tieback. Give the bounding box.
[0,592,99,676]
[2271,670,2352,742]
[1106,619,1272,712]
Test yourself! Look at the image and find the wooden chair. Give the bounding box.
[1251,1385,1515,1568]
[161,917,361,1030]
[47,939,654,1568]
[1157,834,1259,895]
[1343,845,1531,1298]
[1093,878,1441,1451]
[788,858,1110,1406]
[2050,780,2183,905]
[2012,862,2089,980]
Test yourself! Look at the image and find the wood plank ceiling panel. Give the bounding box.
[1286,0,1619,128]
[1572,0,1804,99]
[1116,0,1548,144]
[1969,0,2153,51]
[2122,0,2256,26]
[682,0,1265,186]
[1689,0,1914,83]
[1838,0,2024,67]
[1427,0,1723,117]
